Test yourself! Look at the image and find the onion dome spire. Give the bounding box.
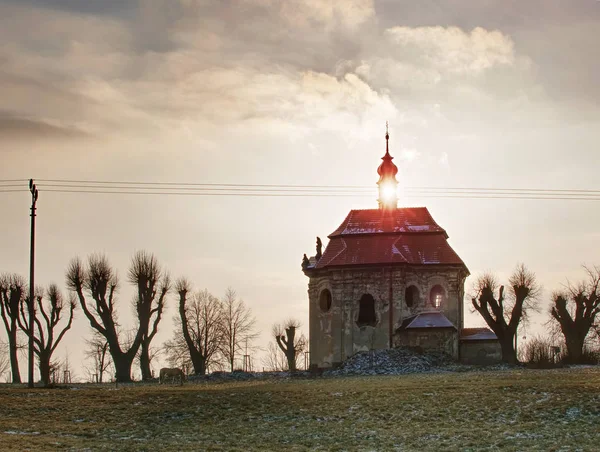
[377,122,398,210]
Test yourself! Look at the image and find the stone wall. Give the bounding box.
[394,328,457,357]
[307,265,467,368]
[460,340,502,365]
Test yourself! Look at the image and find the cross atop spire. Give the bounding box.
[385,121,389,153]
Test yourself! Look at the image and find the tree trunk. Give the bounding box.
[38,351,51,386]
[112,353,134,382]
[276,326,297,372]
[139,340,152,380]
[285,348,296,372]
[498,336,517,364]
[8,321,21,384]
[565,337,585,363]
[190,352,206,375]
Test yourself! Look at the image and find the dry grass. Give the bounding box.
[1,368,599,451]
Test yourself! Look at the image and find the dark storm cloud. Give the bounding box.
[374,0,600,30]
[0,0,137,17]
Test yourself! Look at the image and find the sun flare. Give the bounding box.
[380,183,397,203]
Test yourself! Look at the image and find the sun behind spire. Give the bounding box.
[377,122,398,210]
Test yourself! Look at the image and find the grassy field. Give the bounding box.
[0,368,599,451]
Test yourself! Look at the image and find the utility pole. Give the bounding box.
[28,179,38,388]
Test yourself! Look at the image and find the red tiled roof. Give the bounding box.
[314,208,465,269]
[329,208,446,237]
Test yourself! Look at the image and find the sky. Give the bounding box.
[1,0,599,381]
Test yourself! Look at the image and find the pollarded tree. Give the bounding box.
[17,284,76,386]
[0,274,26,383]
[128,251,170,381]
[273,319,307,372]
[472,264,540,364]
[221,288,258,372]
[67,254,142,382]
[550,266,600,363]
[164,280,223,375]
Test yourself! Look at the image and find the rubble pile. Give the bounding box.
[325,348,454,376]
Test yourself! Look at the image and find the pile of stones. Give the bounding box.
[324,348,454,376]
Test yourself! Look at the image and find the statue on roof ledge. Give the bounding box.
[302,254,310,270]
[316,237,323,261]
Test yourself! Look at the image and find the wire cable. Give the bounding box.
[2,178,599,200]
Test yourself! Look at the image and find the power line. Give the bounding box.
[37,184,373,193]
[33,188,600,201]
[408,187,600,194]
[33,179,600,194]
[41,189,374,197]
[36,179,373,189]
[2,178,600,200]
[408,194,600,201]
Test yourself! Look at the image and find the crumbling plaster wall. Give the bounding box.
[308,265,466,368]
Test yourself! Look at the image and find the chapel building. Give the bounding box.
[302,130,474,369]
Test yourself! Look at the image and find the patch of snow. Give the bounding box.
[4,431,41,435]
[566,407,581,419]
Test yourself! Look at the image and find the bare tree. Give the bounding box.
[221,288,258,371]
[57,352,75,383]
[0,340,10,381]
[135,346,161,378]
[550,266,600,363]
[66,254,142,382]
[164,281,223,375]
[0,274,26,383]
[84,331,112,383]
[128,251,170,381]
[17,284,76,386]
[273,319,307,372]
[471,264,540,364]
[261,341,288,372]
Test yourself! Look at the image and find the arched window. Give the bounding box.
[319,289,332,312]
[357,294,377,327]
[405,285,419,308]
[430,285,444,309]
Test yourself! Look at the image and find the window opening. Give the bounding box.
[405,285,419,308]
[319,289,332,312]
[357,294,377,327]
[430,285,444,309]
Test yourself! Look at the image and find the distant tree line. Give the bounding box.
[472,263,600,365]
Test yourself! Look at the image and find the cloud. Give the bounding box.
[0,112,89,141]
[398,148,420,162]
[0,0,593,153]
[386,26,515,74]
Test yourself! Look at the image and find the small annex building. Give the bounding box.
[460,328,502,364]
[302,129,495,369]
